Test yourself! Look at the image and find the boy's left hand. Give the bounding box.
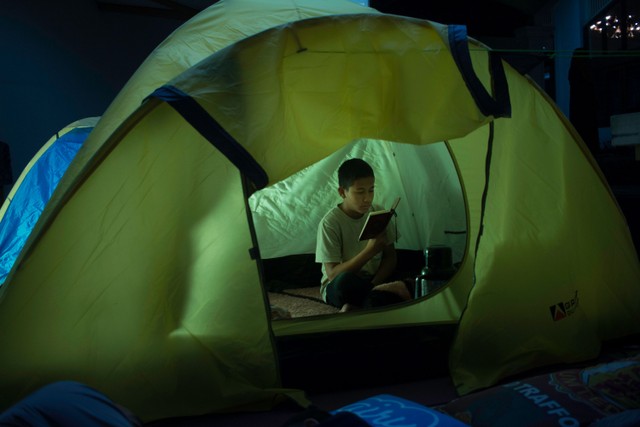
[366,232,388,254]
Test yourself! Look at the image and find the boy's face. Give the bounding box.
[339,176,375,218]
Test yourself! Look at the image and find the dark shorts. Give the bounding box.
[325,271,374,308]
[325,272,410,309]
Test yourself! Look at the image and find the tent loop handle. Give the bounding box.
[448,25,511,118]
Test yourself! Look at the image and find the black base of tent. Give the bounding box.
[276,324,456,393]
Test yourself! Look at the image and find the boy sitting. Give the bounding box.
[316,158,409,312]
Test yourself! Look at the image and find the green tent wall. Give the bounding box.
[0,0,638,422]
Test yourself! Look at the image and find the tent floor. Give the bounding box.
[147,332,640,426]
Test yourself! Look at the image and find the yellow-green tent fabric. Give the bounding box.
[0,0,638,422]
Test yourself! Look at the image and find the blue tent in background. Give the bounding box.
[0,118,98,285]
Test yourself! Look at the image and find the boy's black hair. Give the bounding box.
[338,158,374,189]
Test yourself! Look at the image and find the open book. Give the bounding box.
[358,197,401,241]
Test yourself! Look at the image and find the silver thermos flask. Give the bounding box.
[414,245,453,299]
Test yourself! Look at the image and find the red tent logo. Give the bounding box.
[549,291,579,321]
[550,303,567,321]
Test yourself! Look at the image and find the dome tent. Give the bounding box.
[0,118,97,286]
[1,0,639,423]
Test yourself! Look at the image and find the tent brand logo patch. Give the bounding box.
[549,291,579,321]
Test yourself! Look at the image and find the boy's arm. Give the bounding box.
[324,233,388,281]
[371,244,397,286]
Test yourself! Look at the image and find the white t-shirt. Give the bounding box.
[315,204,398,301]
